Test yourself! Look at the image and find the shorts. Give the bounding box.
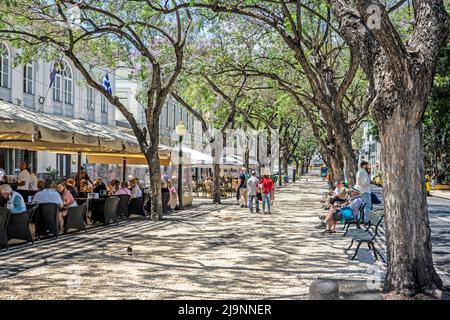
[330,197,346,205]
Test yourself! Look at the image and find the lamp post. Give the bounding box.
[175,121,187,210]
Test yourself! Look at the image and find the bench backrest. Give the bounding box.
[356,201,366,221]
[366,212,384,240]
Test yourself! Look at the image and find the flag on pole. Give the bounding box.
[101,73,112,95]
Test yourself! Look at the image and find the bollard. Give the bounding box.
[309,279,339,300]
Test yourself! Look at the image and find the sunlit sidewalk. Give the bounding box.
[430,189,450,201]
[0,178,385,299]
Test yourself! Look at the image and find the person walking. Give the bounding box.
[431,172,437,190]
[246,171,260,213]
[238,167,249,208]
[261,175,274,214]
[356,161,371,223]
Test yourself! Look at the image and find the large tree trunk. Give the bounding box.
[330,115,358,185]
[294,161,300,182]
[327,0,449,296]
[244,147,250,172]
[379,98,442,296]
[304,158,311,174]
[212,162,221,204]
[146,132,162,221]
[329,148,345,182]
[282,158,289,183]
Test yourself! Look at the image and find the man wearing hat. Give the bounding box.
[323,185,363,233]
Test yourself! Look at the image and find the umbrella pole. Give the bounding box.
[77,152,81,187]
[122,157,127,182]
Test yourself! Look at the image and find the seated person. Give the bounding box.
[327,181,348,208]
[93,178,107,194]
[32,179,63,207]
[78,179,92,193]
[115,181,131,196]
[37,180,45,191]
[65,179,78,197]
[0,184,26,214]
[323,186,362,233]
[130,178,143,199]
[108,179,120,194]
[56,183,78,231]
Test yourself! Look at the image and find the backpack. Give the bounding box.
[244,173,250,185]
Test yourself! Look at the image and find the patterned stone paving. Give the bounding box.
[3,177,438,299]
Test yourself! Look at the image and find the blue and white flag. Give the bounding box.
[101,73,112,95]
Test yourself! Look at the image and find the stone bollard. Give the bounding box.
[309,280,339,300]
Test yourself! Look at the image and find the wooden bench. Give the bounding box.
[345,211,384,261]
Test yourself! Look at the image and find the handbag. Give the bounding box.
[371,192,382,204]
[340,206,354,220]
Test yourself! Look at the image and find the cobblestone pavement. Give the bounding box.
[0,177,386,299]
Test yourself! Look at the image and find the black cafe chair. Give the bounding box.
[0,207,10,250]
[90,198,106,224]
[36,203,59,239]
[162,191,170,214]
[65,203,87,234]
[104,197,120,225]
[7,206,37,245]
[117,194,131,219]
[128,197,145,218]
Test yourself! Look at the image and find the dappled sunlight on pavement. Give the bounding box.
[0,177,385,299]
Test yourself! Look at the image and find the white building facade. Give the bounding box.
[114,69,205,152]
[0,41,116,179]
[358,121,381,177]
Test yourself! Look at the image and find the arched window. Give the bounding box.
[87,86,95,110]
[52,61,73,104]
[23,61,34,94]
[64,63,73,104]
[101,94,108,113]
[0,43,10,88]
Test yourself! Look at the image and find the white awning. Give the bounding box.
[170,146,258,167]
[0,100,140,153]
[171,146,213,165]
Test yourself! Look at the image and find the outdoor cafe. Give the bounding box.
[0,102,197,248]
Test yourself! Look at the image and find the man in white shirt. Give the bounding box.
[130,178,143,199]
[29,168,38,191]
[17,162,31,191]
[356,161,371,222]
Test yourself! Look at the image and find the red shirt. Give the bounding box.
[261,178,274,195]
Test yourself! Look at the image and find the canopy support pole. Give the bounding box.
[122,157,127,182]
[77,152,81,187]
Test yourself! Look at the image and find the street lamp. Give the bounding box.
[175,121,187,210]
